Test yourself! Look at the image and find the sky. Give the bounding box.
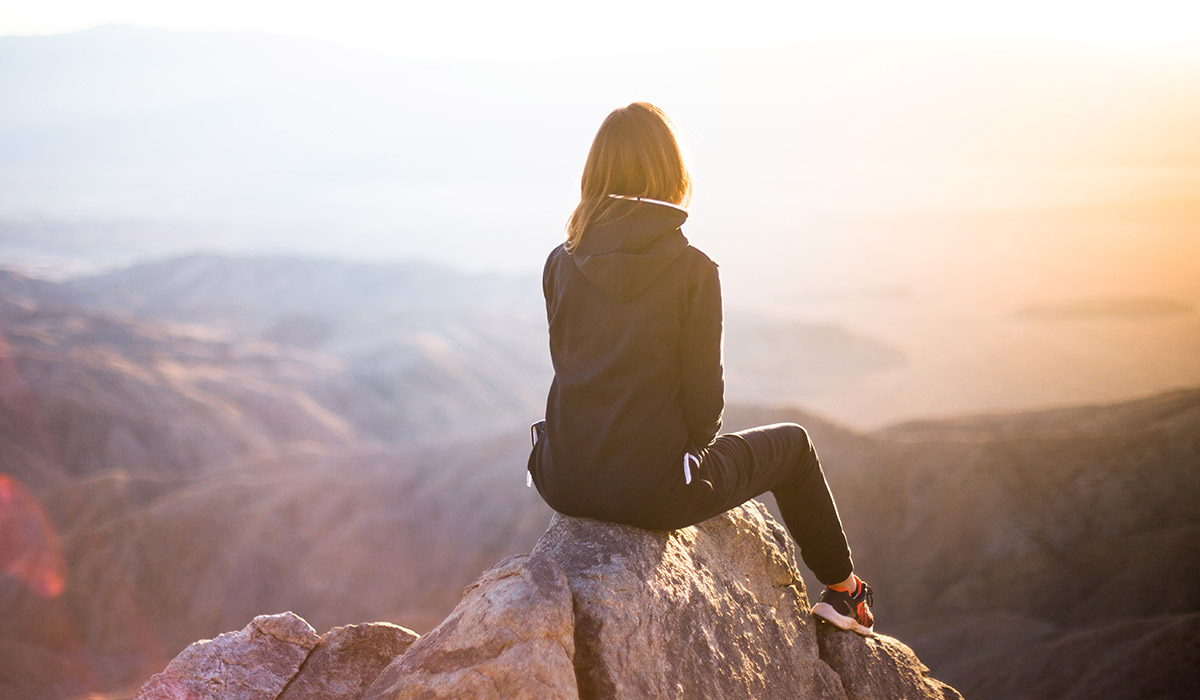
[2,1,1198,283]
[3,1,1200,59]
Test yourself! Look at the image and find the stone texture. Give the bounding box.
[535,501,846,700]
[817,626,965,700]
[362,552,578,700]
[361,500,962,700]
[278,622,419,700]
[134,502,962,700]
[134,612,319,700]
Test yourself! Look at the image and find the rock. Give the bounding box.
[136,502,961,700]
[816,626,964,700]
[534,503,845,700]
[365,500,959,700]
[278,622,419,700]
[134,612,319,700]
[363,552,578,700]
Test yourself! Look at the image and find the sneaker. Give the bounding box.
[812,576,875,636]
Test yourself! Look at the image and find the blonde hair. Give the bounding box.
[565,102,692,254]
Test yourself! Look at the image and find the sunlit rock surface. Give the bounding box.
[277,622,419,700]
[134,612,319,700]
[817,626,961,700]
[139,502,960,700]
[364,552,578,700]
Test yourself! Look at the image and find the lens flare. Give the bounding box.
[0,473,66,598]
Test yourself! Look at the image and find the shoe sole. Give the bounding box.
[812,602,875,637]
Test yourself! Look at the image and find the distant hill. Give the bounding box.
[790,390,1200,699]
[0,268,359,486]
[5,255,907,440]
[2,436,552,700]
[1,260,552,446]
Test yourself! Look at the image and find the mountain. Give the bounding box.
[1,436,551,699]
[8,385,1197,699]
[0,268,359,486]
[61,254,554,442]
[732,391,1200,699]
[2,259,1197,699]
[6,254,907,439]
[1,260,555,445]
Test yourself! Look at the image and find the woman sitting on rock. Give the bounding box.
[527,101,875,636]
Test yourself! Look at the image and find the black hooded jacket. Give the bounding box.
[531,197,724,523]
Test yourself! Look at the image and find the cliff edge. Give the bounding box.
[135,501,961,700]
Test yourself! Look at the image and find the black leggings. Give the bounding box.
[646,422,854,586]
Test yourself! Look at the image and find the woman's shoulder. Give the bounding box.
[542,243,569,295]
[543,243,567,272]
[683,244,719,270]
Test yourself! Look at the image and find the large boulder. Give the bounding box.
[364,500,961,700]
[530,504,844,700]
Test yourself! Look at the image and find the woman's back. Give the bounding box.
[533,196,723,523]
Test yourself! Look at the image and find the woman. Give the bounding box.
[527,102,875,636]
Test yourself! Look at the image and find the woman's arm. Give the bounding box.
[680,256,724,449]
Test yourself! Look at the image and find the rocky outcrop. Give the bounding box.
[134,613,320,700]
[817,627,961,700]
[363,501,958,700]
[135,501,960,700]
[132,614,419,700]
[523,505,844,700]
[365,552,579,700]
[278,623,419,700]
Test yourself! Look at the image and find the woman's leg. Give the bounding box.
[683,422,854,586]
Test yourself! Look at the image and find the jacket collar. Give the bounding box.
[571,196,689,302]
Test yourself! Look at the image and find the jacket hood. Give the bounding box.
[572,197,690,302]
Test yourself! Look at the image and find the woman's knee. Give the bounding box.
[772,422,821,489]
[770,422,816,458]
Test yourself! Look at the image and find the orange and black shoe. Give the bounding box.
[812,576,875,636]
